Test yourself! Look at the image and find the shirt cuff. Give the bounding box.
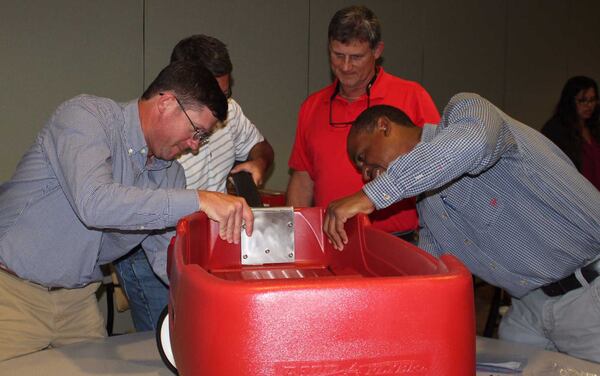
[363,172,403,210]
[167,189,201,226]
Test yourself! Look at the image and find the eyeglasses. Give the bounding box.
[328,69,379,128]
[173,96,211,146]
[575,97,598,105]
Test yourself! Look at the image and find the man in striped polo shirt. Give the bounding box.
[114,35,274,332]
[324,94,600,363]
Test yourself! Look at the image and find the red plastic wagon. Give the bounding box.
[156,207,475,375]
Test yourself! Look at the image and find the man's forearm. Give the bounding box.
[286,170,314,207]
[248,140,274,173]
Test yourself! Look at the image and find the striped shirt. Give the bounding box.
[179,98,264,191]
[364,93,600,297]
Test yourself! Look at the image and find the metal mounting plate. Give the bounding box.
[241,207,295,265]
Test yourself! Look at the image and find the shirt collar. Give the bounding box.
[325,67,388,104]
[122,99,171,171]
[421,123,440,143]
[123,100,146,154]
[369,66,387,100]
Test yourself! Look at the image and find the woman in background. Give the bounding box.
[542,76,600,190]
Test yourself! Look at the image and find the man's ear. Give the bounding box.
[373,42,384,60]
[376,116,391,136]
[156,92,173,115]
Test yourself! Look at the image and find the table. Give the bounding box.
[0,332,169,376]
[0,332,598,375]
[476,336,600,375]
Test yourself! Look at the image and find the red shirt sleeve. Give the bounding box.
[412,85,441,126]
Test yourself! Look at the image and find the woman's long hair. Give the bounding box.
[544,76,600,169]
[555,76,600,128]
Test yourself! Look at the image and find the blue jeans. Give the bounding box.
[114,247,168,332]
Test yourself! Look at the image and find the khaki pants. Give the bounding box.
[0,269,106,361]
[499,272,600,363]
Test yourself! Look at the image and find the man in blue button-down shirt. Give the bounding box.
[0,61,254,361]
[324,93,600,363]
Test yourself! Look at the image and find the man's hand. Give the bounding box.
[230,160,266,187]
[230,140,274,187]
[197,191,253,243]
[324,190,375,250]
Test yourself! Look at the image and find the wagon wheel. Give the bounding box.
[155,305,178,375]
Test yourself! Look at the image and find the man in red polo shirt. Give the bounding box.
[287,5,440,239]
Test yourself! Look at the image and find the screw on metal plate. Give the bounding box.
[243,254,248,259]
[287,222,293,228]
[265,249,270,254]
[288,253,294,258]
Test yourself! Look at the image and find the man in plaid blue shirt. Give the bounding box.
[324,93,600,363]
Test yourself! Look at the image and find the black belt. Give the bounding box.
[0,263,64,291]
[541,259,600,297]
[393,230,416,243]
[45,285,65,291]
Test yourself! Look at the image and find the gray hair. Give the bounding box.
[328,5,381,48]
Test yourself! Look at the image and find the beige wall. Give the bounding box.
[0,1,143,181]
[144,0,309,191]
[2,0,600,191]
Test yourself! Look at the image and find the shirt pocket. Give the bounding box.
[443,176,504,232]
[463,180,504,231]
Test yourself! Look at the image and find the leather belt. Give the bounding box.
[45,285,65,291]
[541,258,600,297]
[0,262,17,276]
[393,230,417,243]
[0,263,64,291]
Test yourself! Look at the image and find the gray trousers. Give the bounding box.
[499,270,600,363]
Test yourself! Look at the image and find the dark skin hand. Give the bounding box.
[324,190,375,250]
[324,115,421,250]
